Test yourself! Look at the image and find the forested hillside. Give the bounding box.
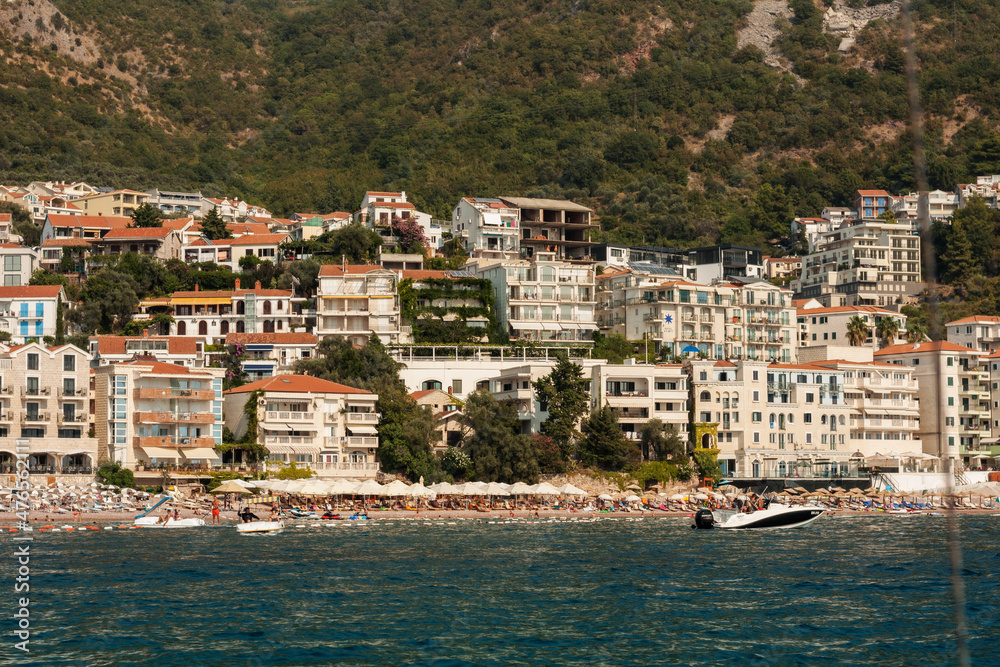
[2,0,1000,250]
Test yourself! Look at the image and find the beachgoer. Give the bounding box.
[211,497,221,525]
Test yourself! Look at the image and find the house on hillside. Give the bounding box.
[0,244,37,286]
[74,190,150,217]
[89,227,184,263]
[39,238,91,274]
[0,285,66,342]
[40,214,131,243]
[182,233,289,271]
[410,388,463,451]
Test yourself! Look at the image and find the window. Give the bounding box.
[752,371,759,381]
[947,377,953,386]
[945,417,955,426]
[27,353,38,371]
[948,397,954,406]
[3,275,19,286]
[753,432,760,443]
[752,412,761,423]
[752,390,760,402]
[3,255,20,271]
[452,380,462,395]
[422,380,442,391]
[63,378,75,396]
[35,303,43,317]
[805,393,814,403]
[804,413,812,424]
[947,357,953,367]
[63,355,75,372]
[806,432,812,444]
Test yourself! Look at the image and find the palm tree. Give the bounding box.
[905,323,928,344]
[846,315,869,347]
[875,317,900,349]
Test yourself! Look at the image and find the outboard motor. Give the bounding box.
[693,508,715,530]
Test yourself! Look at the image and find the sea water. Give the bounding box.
[2,515,997,666]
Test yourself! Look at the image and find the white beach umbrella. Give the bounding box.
[532,482,561,496]
[558,483,588,496]
[482,482,510,497]
[598,493,614,501]
[407,482,432,498]
[454,482,486,496]
[430,482,459,495]
[624,494,641,503]
[508,482,535,495]
[354,479,384,496]
[381,480,412,497]
[298,480,330,496]
[327,479,359,495]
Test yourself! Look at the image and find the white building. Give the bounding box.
[946,316,1000,354]
[157,280,294,344]
[146,189,204,216]
[224,374,380,479]
[591,362,689,452]
[182,233,289,271]
[0,285,65,343]
[0,244,37,286]
[797,304,907,350]
[88,333,204,369]
[452,197,521,259]
[316,265,401,345]
[477,258,597,344]
[223,332,318,381]
[793,218,923,308]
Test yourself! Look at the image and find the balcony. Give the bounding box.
[21,387,51,398]
[22,412,50,423]
[133,436,215,448]
[59,388,87,399]
[134,412,216,424]
[346,436,378,447]
[135,387,215,400]
[310,461,381,477]
[264,435,315,445]
[345,412,379,424]
[265,411,314,421]
[57,414,87,424]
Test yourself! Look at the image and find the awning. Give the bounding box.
[512,322,542,330]
[140,446,182,459]
[348,425,378,435]
[578,323,599,330]
[267,445,294,454]
[289,445,319,454]
[181,448,219,460]
[243,364,274,372]
[561,323,581,330]
[245,345,274,351]
[540,322,560,331]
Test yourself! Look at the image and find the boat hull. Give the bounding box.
[134,517,206,528]
[236,520,284,534]
[717,505,825,530]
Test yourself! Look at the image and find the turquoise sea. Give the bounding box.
[2,514,997,666]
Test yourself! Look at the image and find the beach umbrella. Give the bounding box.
[381,480,412,497]
[508,482,535,495]
[669,493,685,501]
[455,482,486,496]
[598,493,614,501]
[482,482,510,497]
[558,483,588,496]
[212,479,250,493]
[625,484,642,491]
[298,480,331,496]
[407,482,432,498]
[532,482,561,496]
[624,494,641,503]
[693,493,709,500]
[354,479,383,496]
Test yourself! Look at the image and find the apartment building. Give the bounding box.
[182,234,289,271]
[145,189,204,215]
[88,333,204,369]
[946,316,1000,354]
[39,238,90,274]
[223,332,317,381]
[983,351,1000,464]
[452,197,521,259]
[223,375,380,479]
[94,361,224,469]
[797,304,907,350]
[410,388,463,451]
[592,244,688,272]
[156,280,294,344]
[875,341,987,470]
[200,197,271,221]
[0,343,97,475]
[75,190,150,217]
[500,196,596,263]
[853,190,894,219]
[40,213,131,243]
[0,285,65,343]
[891,190,958,221]
[0,213,12,243]
[0,244,37,286]
[793,217,922,308]
[477,258,597,344]
[591,362,689,452]
[764,256,801,281]
[316,265,401,345]
[791,217,837,253]
[688,358,856,479]
[89,227,184,263]
[597,270,796,362]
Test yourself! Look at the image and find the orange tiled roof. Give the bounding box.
[225,374,372,395]
[41,238,92,247]
[93,335,198,355]
[0,285,62,298]
[947,316,1000,325]
[875,341,979,355]
[120,360,192,374]
[796,305,899,316]
[225,333,317,345]
[100,227,175,239]
[400,270,449,280]
[318,264,388,276]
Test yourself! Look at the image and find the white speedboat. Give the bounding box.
[236,520,284,534]
[694,503,825,530]
[134,516,206,528]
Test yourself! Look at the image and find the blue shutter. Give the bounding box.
[35,302,43,317]
[19,303,27,317]
[19,321,27,336]
[35,321,42,336]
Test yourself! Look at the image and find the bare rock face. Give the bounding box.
[823,0,902,40]
[736,0,794,69]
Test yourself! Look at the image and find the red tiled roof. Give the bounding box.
[225,333,317,345]
[0,214,10,223]
[0,285,62,298]
[713,360,736,367]
[120,360,191,374]
[170,288,292,298]
[366,191,404,197]
[370,202,415,209]
[227,222,271,235]
[875,341,979,355]
[100,227,174,239]
[93,335,199,355]
[45,214,130,229]
[162,218,195,231]
[0,243,24,249]
[400,270,449,280]
[796,305,899,316]
[409,389,437,400]
[857,190,891,196]
[225,374,372,395]
[188,233,288,247]
[318,264,389,276]
[41,238,91,247]
[947,316,1000,325]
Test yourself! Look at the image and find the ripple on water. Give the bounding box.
[0,516,995,666]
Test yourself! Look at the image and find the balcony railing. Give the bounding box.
[264,435,314,445]
[133,436,215,448]
[135,387,215,400]
[265,411,314,421]
[345,412,379,424]
[134,412,216,424]
[22,412,49,422]
[59,388,87,397]
[57,414,87,424]
[22,388,51,397]
[346,436,378,447]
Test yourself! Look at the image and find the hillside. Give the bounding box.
[2,0,1000,250]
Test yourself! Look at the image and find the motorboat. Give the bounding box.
[236,520,284,534]
[693,502,825,530]
[134,516,206,528]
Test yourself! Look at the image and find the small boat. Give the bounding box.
[694,503,825,530]
[134,516,206,528]
[236,520,284,534]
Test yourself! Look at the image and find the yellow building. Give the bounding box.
[74,190,150,217]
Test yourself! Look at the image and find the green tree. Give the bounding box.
[96,461,136,488]
[590,332,634,364]
[128,202,163,228]
[461,390,539,483]
[68,270,139,334]
[533,357,590,460]
[875,317,899,349]
[941,217,976,285]
[846,315,869,346]
[29,269,67,286]
[579,405,637,471]
[328,223,384,263]
[277,258,322,295]
[55,294,64,345]
[293,336,402,392]
[200,207,232,240]
[638,419,685,462]
[952,196,1000,276]
[905,322,927,343]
